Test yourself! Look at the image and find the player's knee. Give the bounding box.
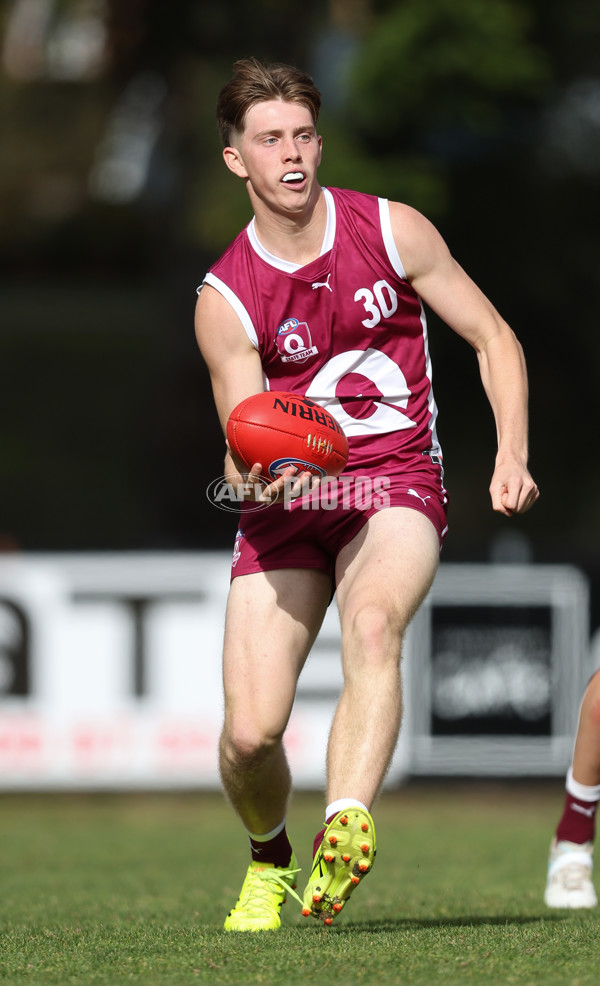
[221,722,282,770]
[588,668,600,695]
[342,602,405,664]
[586,696,600,730]
[584,670,600,727]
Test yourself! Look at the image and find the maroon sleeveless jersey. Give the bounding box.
[202,187,443,478]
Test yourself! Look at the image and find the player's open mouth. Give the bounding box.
[281,171,306,185]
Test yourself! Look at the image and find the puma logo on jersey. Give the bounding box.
[408,488,431,507]
[312,273,332,292]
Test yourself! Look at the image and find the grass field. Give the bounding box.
[0,783,597,986]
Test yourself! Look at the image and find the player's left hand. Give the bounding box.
[489,458,540,516]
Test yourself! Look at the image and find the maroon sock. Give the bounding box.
[312,813,338,859]
[312,826,326,859]
[249,827,293,867]
[555,792,598,845]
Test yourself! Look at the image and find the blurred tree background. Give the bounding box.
[1,0,599,587]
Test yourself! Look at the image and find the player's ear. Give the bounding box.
[223,145,248,179]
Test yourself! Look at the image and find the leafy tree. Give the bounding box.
[318,0,550,213]
[351,0,549,138]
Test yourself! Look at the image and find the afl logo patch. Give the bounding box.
[276,317,318,364]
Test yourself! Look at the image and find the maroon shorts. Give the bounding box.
[230,462,448,581]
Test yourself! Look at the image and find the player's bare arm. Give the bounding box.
[389,201,539,517]
[194,284,312,501]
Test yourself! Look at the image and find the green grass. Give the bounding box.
[0,784,596,985]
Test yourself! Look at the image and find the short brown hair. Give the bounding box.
[216,57,322,147]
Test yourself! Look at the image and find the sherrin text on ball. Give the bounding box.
[226,391,349,481]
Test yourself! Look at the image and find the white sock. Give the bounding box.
[566,767,600,803]
[245,818,286,841]
[326,798,369,821]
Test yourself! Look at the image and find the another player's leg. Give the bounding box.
[302,508,440,923]
[545,670,600,908]
[220,567,330,931]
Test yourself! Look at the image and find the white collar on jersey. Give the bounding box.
[246,187,336,272]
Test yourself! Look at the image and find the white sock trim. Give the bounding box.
[245,819,286,842]
[326,798,369,820]
[549,847,594,877]
[566,766,600,803]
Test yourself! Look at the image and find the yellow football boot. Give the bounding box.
[224,854,302,931]
[302,808,376,925]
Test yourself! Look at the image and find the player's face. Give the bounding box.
[224,99,322,214]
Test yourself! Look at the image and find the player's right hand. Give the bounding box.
[258,465,319,504]
[225,444,319,504]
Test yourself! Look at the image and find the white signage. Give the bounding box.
[0,555,591,788]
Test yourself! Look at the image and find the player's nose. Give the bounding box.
[281,137,301,160]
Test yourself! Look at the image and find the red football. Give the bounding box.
[226,391,349,481]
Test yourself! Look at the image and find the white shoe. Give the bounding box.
[544,839,598,908]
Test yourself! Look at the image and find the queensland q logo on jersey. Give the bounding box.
[276,317,318,364]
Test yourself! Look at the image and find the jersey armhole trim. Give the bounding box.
[379,198,407,279]
[201,273,259,349]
